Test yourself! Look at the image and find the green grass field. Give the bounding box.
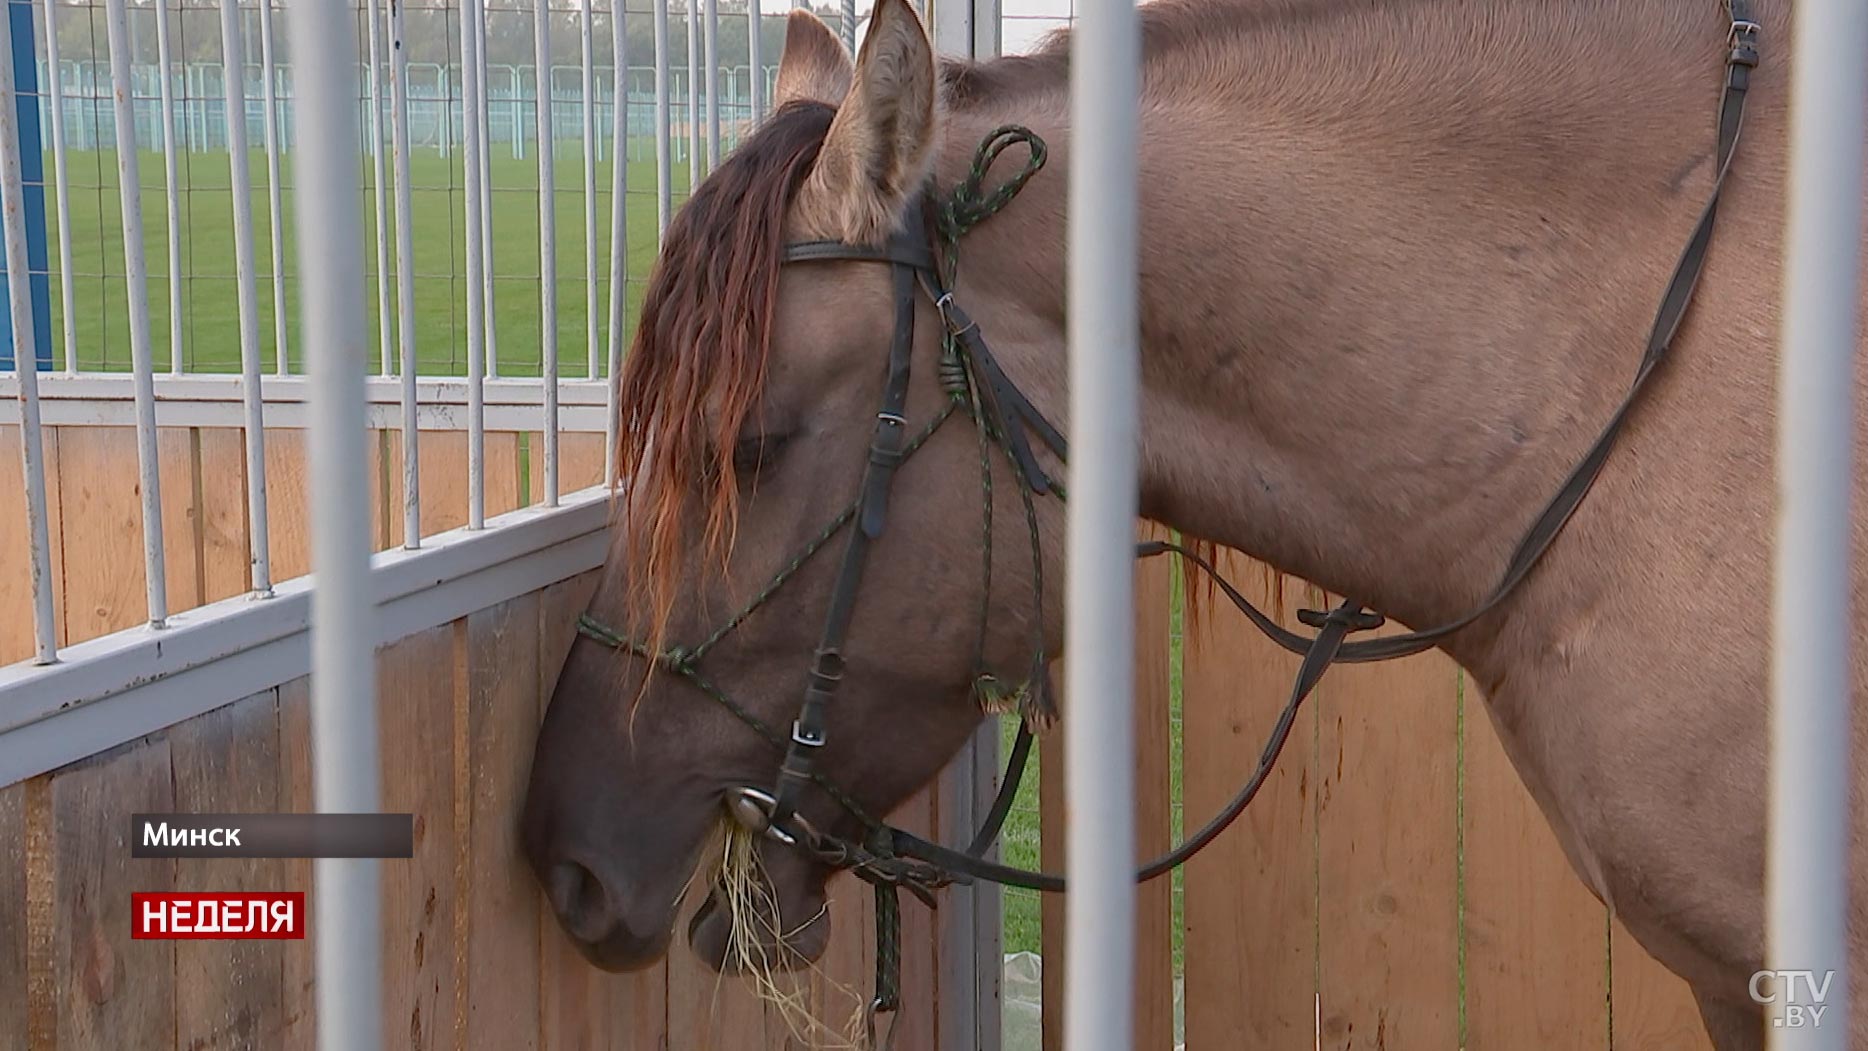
[38,141,1189,968]
[41,143,685,375]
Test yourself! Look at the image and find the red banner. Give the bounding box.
[130,892,306,939]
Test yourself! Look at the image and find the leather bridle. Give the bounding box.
[575,5,1760,1038]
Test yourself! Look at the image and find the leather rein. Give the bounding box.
[576,5,1759,1033]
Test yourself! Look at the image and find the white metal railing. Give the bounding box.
[0,0,817,672]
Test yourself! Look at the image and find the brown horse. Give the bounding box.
[521,0,1867,1046]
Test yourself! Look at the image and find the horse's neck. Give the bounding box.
[940,5,1740,659]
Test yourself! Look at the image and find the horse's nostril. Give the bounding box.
[548,860,613,943]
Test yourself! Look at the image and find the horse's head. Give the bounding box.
[522,0,1064,975]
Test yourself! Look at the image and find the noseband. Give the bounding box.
[577,9,1759,1038]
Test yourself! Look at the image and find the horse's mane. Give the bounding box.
[615,100,837,664]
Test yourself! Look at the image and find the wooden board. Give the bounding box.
[889,788,939,1051]
[263,430,315,583]
[168,690,289,1050]
[1610,916,1714,1050]
[377,624,461,1051]
[49,733,176,1050]
[1461,683,1609,1050]
[1034,548,1175,1051]
[812,866,878,1051]
[50,427,192,645]
[197,427,257,603]
[667,935,772,1051]
[0,779,27,1051]
[1133,548,1177,1051]
[1316,628,1461,1050]
[0,424,65,664]
[530,430,612,503]
[277,675,317,1051]
[462,594,543,1051]
[384,430,525,539]
[1180,564,1320,1048]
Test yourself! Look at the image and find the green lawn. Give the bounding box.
[41,142,687,375]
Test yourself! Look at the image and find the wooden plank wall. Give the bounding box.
[1043,551,1720,1051]
[0,425,613,667]
[0,572,946,1050]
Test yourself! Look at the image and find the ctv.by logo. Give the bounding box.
[1749,969,1836,1029]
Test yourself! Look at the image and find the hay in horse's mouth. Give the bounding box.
[691,822,871,1049]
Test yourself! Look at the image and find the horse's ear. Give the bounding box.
[796,0,938,244]
[772,10,853,108]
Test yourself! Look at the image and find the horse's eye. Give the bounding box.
[731,434,788,475]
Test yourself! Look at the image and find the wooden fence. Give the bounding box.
[0,420,1721,1049]
[1035,555,1718,1050]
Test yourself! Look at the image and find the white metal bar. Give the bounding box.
[703,0,718,166]
[536,0,559,506]
[101,0,169,629]
[290,0,382,1044]
[257,0,289,373]
[745,0,762,122]
[218,0,274,596]
[604,0,628,486]
[388,0,420,549]
[840,0,855,51]
[40,0,76,374]
[654,0,672,234]
[581,0,599,382]
[0,7,57,663]
[463,0,489,527]
[685,0,701,188]
[151,0,183,373]
[1769,0,1864,1045]
[475,0,498,376]
[1064,0,1139,1042]
[0,373,616,432]
[366,0,393,375]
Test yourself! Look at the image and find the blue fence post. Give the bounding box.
[0,0,51,371]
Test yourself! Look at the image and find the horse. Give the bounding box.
[520,0,1867,1046]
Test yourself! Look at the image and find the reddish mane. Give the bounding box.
[614,101,838,662]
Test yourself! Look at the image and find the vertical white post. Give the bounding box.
[462,0,488,527]
[745,0,762,123]
[535,0,559,505]
[653,0,672,234]
[152,0,183,373]
[702,0,718,167]
[840,0,855,50]
[291,0,382,1045]
[366,0,393,375]
[0,7,58,663]
[581,0,599,380]
[257,0,289,373]
[604,0,627,487]
[475,4,498,375]
[1769,0,1863,1046]
[101,0,169,628]
[40,0,75,373]
[388,0,420,548]
[1065,0,1138,1043]
[218,0,274,595]
[684,0,700,188]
